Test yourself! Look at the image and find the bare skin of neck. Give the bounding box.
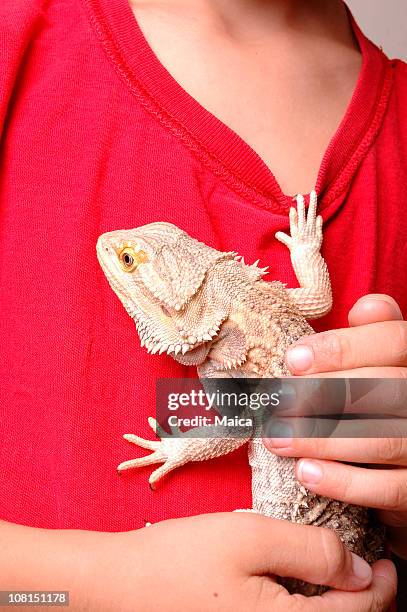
[129,0,362,195]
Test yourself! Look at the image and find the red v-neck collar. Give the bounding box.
[83,0,394,214]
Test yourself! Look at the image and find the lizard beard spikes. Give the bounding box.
[97,192,383,597]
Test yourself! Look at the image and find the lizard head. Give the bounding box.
[96,222,237,359]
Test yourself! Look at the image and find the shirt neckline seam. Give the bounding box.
[82,0,393,215]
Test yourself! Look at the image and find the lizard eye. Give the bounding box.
[118,246,148,272]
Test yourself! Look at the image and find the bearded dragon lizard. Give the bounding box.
[97,192,384,595]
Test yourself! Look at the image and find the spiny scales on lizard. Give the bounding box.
[96,191,384,596]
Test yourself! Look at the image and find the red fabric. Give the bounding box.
[0,0,406,533]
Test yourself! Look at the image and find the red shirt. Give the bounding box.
[0,0,406,531]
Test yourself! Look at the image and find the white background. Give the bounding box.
[347,0,406,60]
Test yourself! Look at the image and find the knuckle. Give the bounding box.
[297,437,328,457]
[393,321,407,363]
[284,597,310,612]
[369,590,387,612]
[396,367,407,380]
[318,528,347,583]
[246,515,271,553]
[253,578,285,612]
[376,437,407,463]
[317,332,347,370]
[338,468,354,499]
[382,477,406,510]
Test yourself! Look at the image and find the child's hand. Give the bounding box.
[85,513,396,611]
[265,293,407,558]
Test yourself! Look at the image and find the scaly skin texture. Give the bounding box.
[97,192,384,595]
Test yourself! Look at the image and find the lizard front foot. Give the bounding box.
[118,416,249,488]
[117,417,189,488]
[275,190,323,255]
[117,417,246,489]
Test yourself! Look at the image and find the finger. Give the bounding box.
[285,321,407,374]
[303,366,407,377]
[294,459,407,511]
[266,435,407,465]
[269,377,407,420]
[265,417,407,447]
[349,294,403,326]
[230,514,373,591]
[275,231,292,248]
[296,194,305,230]
[306,560,397,612]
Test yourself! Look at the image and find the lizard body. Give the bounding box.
[97,192,384,595]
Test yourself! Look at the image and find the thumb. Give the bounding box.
[349,294,403,326]
[242,516,373,592]
[314,559,397,612]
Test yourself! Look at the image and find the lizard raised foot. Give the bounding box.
[118,416,248,489]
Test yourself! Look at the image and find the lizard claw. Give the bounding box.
[296,193,306,232]
[123,433,160,451]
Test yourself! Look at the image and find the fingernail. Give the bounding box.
[264,420,293,448]
[297,459,323,484]
[277,382,297,411]
[351,553,372,583]
[354,296,403,320]
[372,558,397,579]
[286,345,314,373]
